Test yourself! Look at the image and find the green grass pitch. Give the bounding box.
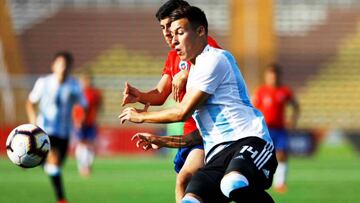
[0,142,359,203]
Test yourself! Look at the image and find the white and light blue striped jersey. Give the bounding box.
[29,74,87,138]
[187,45,273,162]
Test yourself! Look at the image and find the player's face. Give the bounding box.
[52,56,69,81]
[171,18,204,63]
[160,17,173,48]
[265,70,278,86]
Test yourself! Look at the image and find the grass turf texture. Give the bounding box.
[0,142,359,203]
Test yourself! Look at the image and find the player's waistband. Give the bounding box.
[205,140,236,163]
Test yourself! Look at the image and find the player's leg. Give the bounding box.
[183,168,228,203]
[75,126,96,177]
[175,148,204,202]
[271,128,289,193]
[44,136,69,203]
[75,140,89,176]
[222,137,277,202]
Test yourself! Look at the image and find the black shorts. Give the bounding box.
[185,137,278,203]
[49,136,69,165]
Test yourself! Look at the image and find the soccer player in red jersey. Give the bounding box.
[121,1,220,202]
[73,73,102,177]
[253,64,300,193]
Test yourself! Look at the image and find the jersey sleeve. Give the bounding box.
[28,77,44,103]
[188,53,227,95]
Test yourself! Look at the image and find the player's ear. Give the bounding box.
[196,26,206,37]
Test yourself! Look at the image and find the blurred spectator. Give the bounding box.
[72,73,102,177]
[26,51,87,203]
[253,63,300,193]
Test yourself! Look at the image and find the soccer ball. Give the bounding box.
[6,124,51,168]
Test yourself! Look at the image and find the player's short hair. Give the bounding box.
[155,0,190,21]
[170,6,208,35]
[267,63,283,76]
[54,51,74,69]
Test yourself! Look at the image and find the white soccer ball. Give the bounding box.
[6,124,51,168]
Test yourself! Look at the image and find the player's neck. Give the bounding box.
[190,41,208,65]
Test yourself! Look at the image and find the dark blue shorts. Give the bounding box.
[268,127,288,151]
[74,125,97,141]
[174,144,204,173]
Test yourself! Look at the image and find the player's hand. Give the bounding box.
[131,133,161,150]
[172,71,188,102]
[118,107,144,124]
[122,82,140,106]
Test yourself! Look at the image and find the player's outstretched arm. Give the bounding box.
[122,74,172,107]
[131,130,202,150]
[119,88,209,124]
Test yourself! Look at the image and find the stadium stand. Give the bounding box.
[298,19,360,129]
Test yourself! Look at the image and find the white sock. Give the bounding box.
[75,144,87,171]
[274,162,287,187]
[181,195,201,203]
[85,147,95,168]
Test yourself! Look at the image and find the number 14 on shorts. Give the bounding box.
[238,143,274,171]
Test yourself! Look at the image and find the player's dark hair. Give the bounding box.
[54,51,74,69]
[170,6,208,34]
[267,63,283,76]
[155,0,190,21]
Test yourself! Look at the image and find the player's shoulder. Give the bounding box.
[197,46,231,65]
[36,74,53,85]
[279,85,292,92]
[65,76,81,87]
[166,50,179,59]
[208,36,221,49]
[257,85,267,91]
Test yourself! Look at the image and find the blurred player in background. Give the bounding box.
[121,6,277,203]
[121,0,220,202]
[26,51,87,203]
[72,73,102,177]
[253,64,300,193]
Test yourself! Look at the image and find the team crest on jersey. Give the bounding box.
[179,61,189,71]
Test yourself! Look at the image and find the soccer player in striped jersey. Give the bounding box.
[121,1,220,202]
[253,64,300,193]
[120,6,277,203]
[26,51,87,203]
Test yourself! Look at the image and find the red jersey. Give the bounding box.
[162,36,221,134]
[73,87,102,126]
[254,85,294,129]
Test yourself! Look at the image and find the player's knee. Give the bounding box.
[181,194,201,203]
[220,172,249,198]
[44,163,60,176]
[177,170,193,188]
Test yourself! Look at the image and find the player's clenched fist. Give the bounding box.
[122,82,140,106]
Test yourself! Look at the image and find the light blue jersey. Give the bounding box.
[187,45,272,162]
[29,74,87,138]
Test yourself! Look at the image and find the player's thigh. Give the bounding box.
[180,148,204,175]
[185,168,229,203]
[226,137,277,190]
[48,136,69,166]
